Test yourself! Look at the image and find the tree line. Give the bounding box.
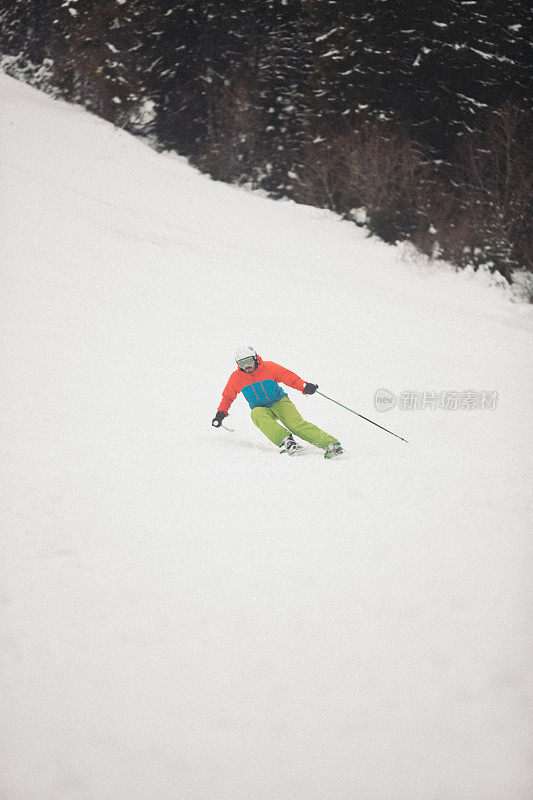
[1,0,531,283]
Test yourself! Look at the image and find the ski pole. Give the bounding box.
[316,391,409,443]
[221,423,235,433]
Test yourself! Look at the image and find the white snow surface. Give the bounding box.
[1,74,532,800]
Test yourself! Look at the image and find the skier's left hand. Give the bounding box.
[303,383,318,395]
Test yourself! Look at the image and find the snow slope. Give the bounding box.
[1,73,532,800]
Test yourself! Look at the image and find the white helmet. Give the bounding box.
[235,346,258,370]
[235,346,257,362]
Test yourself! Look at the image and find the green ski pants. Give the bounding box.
[251,397,339,449]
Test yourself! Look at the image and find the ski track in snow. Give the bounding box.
[1,74,532,800]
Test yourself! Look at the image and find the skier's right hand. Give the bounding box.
[212,411,226,428]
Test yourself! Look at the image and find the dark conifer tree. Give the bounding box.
[306,0,532,158]
[1,0,531,274]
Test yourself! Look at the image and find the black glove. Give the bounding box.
[212,411,226,427]
[303,383,318,395]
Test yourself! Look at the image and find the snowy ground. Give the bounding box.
[1,73,532,800]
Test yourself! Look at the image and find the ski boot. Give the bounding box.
[279,434,305,456]
[324,442,344,460]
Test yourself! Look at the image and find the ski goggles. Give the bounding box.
[237,356,256,369]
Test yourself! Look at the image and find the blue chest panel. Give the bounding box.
[241,379,287,409]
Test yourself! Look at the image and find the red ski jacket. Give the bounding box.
[218,356,306,415]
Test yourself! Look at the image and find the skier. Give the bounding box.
[212,347,344,458]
